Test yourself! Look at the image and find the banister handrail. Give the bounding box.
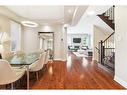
[95,47,100,54]
[103,32,115,43]
[95,46,99,51]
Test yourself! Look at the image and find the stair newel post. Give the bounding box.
[98,42,100,63]
[99,41,101,64]
[99,40,105,65]
[113,5,115,22]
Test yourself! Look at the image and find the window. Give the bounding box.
[10,21,21,51]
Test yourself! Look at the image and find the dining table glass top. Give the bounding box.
[5,52,41,65]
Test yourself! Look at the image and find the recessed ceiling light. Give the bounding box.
[63,24,69,27]
[68,9,72,13]
[87,11,95,15]
[49,39,53,41]
[21,21,38,27]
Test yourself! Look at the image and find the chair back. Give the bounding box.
[0,60,17,85]
[29,52,46,71]
[1,51,14,59]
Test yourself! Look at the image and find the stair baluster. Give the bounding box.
[98,6,115,30]
[98,32,115,71]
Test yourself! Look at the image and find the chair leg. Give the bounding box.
[36,72,39,80]
[11,83,13,90]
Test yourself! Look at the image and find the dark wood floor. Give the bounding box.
[31,52,125,89]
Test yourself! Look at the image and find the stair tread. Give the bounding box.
[98,15,114,30]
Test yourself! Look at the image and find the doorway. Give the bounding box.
[38,32,54,60]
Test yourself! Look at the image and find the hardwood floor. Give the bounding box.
[31,51,125,89]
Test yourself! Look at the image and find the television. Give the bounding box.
[73,38,81,43]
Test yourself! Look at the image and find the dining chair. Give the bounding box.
[39,49,45,54]
[29,51,46,80]
[0,60,25,89]
[1,51,14,60]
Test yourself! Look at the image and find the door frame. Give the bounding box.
[38,32,54,60]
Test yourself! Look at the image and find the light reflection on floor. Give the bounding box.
[67,54,72,69]
[67,53,87,80]
[82,57,88,67]
[67,52,89,69]
[48,66,53,75]
[79,74,84,79]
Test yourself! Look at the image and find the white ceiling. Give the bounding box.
[5,6,87,26]
[71,6,88,26]
[6,6,64,20]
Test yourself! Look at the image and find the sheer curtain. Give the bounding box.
[10,21,21,51]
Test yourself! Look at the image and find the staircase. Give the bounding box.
[98,6,115,30]
[97,6,115,72]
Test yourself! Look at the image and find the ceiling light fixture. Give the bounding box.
[87,11,95,15]
[63,24,69,28]
[21,21,38,27]
[68,9,72,13]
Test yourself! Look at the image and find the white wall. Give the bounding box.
[68,34,83,46]
[68,17,93,35]
[0,15,10,33]
[39,25,67,61]
[114,6,127,88]
[60,27,67,61]
[23,27,39,53]
[67,34,91,48]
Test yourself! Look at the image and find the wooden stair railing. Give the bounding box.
[103,32,115,42]
[98,6,115,30]
[96,6,115,72]
[98,31,115,71]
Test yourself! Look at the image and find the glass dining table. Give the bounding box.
[5,52,41,89]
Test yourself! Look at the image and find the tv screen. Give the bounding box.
[73,38,81,43]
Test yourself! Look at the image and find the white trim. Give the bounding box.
[53,58,62,61]
[61,59,67,62]
[114,75,127,88]
[54,58,67,62]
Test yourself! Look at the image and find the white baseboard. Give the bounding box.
[54,58,66,62]
[114,75,127,88]
[54,58,62,61]
[61,59,67,62]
